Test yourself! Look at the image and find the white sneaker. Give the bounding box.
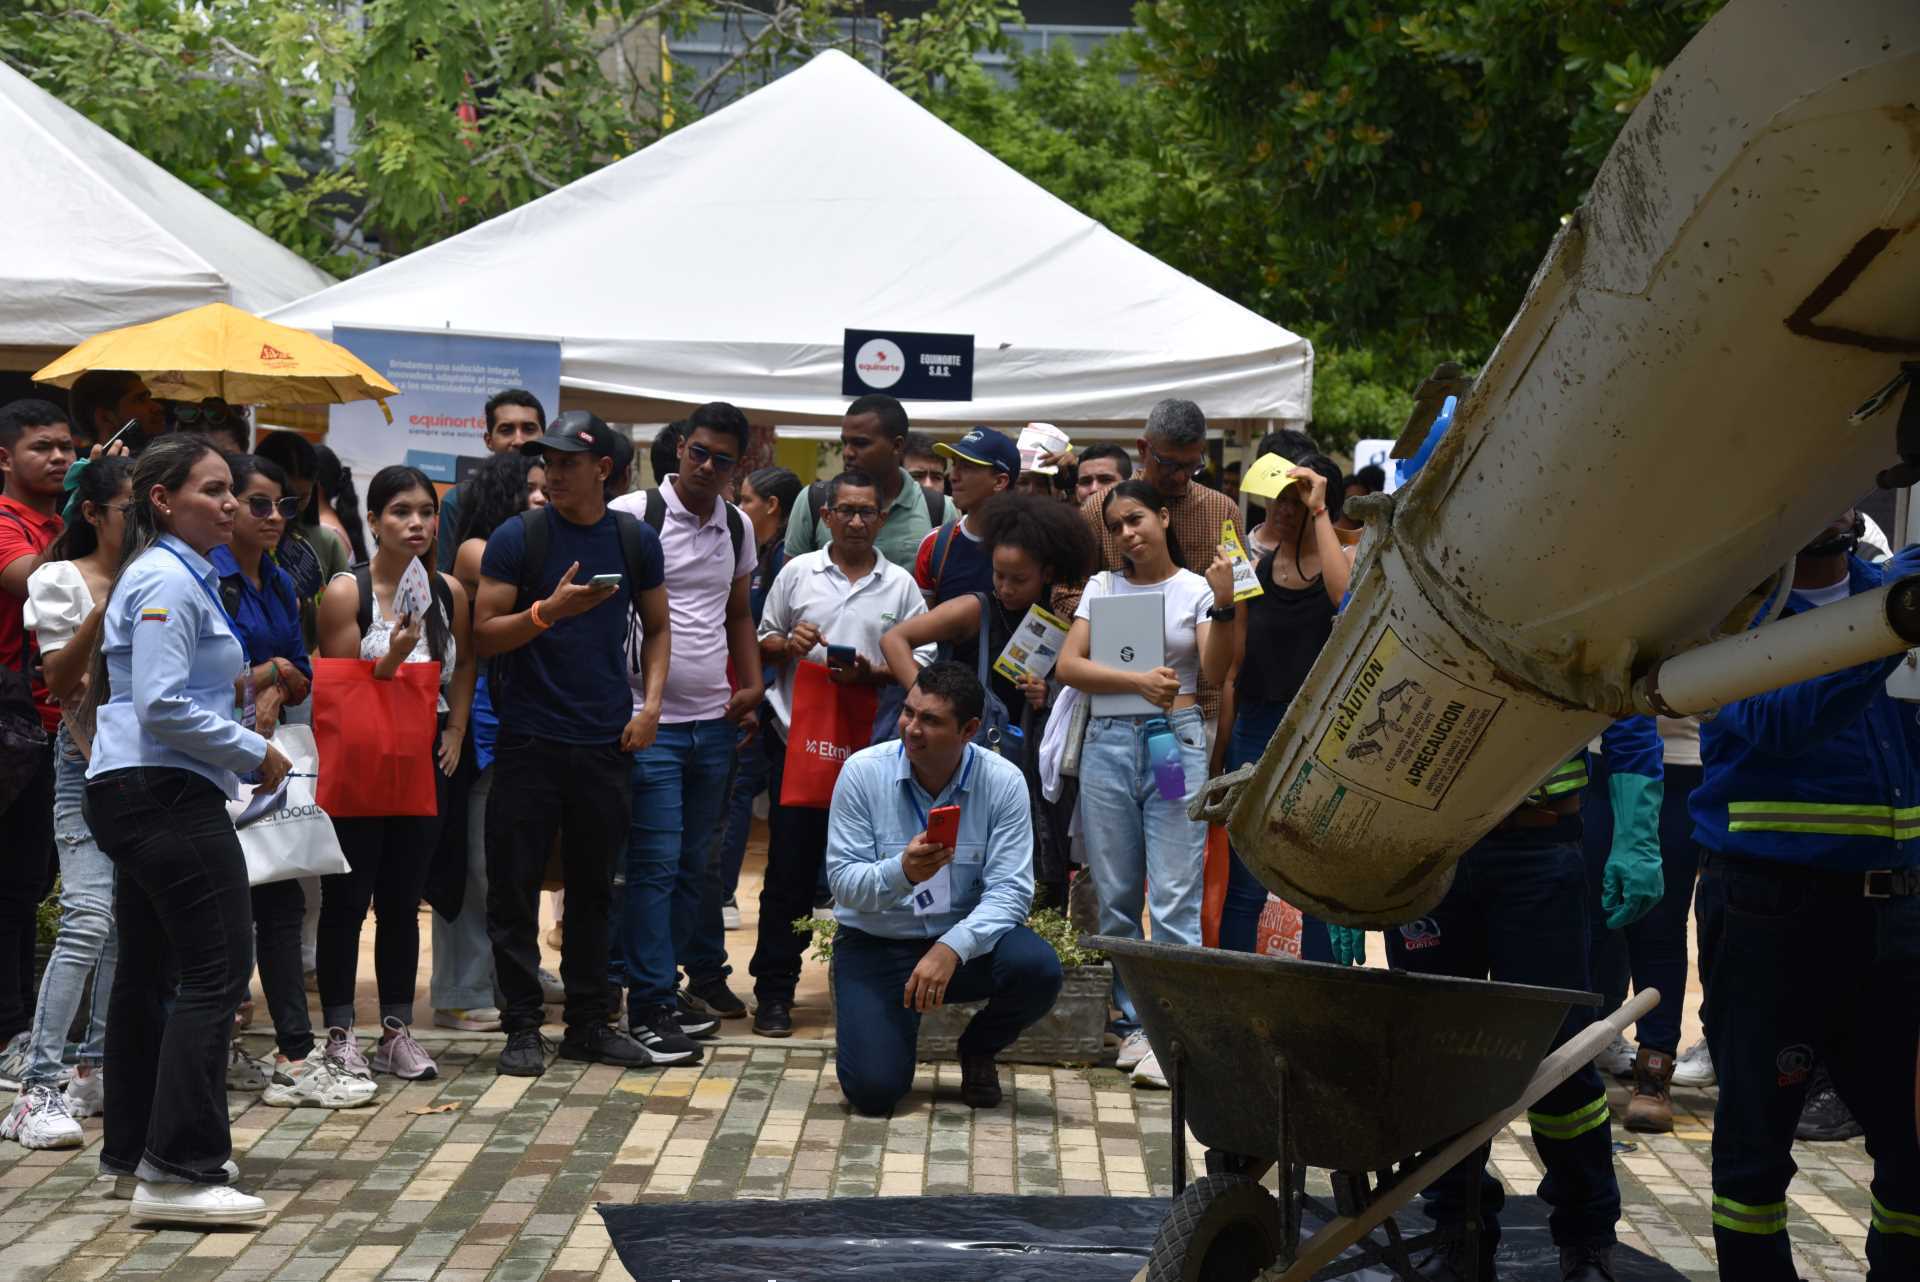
[226,1041,272,1092]
[64,1069,104,1119]
[722,897,742,931]
[1132,1050,1169,1090]
[113,1160,237,1200]
[1672,1038,1716,1088]
[0,1084,83,1149]
[130,1180,268,1226]
[1593,1032,1635,1079]
[0,1031,32,1090]
[262,1058,376,1110]
[1115,1029,1151,1071]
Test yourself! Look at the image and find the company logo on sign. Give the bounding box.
[259,343,296,364]
[1776,1044,1813,1087]
[852,339,905,390]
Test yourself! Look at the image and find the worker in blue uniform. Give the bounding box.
[1388,716,1663,1282]
[1690,512,1920,1281]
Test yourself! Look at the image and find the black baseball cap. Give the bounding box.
[524,410,621,461]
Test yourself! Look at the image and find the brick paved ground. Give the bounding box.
[0,1029,1879,1282]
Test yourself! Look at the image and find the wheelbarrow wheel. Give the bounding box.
[1146,1174,1281,1282]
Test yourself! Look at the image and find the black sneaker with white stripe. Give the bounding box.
[673,992,720,1039]
[630,1006,704,1063]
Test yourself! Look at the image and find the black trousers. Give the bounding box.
[485,732,629,1035]
[250,880,313,1062]
[0,738,55,1043]
[748,729,829,1004]
[87,767,251,1183]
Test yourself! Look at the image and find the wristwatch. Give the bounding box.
[1207,602,1236,621]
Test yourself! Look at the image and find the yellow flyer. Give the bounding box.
[1222,520,1264,603]
[992,604,1072,683]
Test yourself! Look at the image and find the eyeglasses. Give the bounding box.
[244,495,303,519]
[686,442,738,473]
[829,505,881,523]
[98,504,132,518]
[1144,442,1207,478]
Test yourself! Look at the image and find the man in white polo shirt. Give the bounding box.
[750,471,934,1036]
[607,402,764,1060]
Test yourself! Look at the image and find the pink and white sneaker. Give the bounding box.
[369,1018,437,1081]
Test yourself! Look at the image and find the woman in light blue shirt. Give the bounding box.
[77,436,290,1228]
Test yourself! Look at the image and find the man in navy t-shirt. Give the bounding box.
[911,426,1017,608]
[474,411,676,1076]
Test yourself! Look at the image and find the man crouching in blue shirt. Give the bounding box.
[826,660,1063,1116]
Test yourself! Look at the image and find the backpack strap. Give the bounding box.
[612,509,655,677]
[926,488,946,527]
[353,565,374,638]
[929,522,959,600]
[806,480,827,546]
[725,502,745,566]
[641,488,667,536]
[220,576,245,626]
[973,591,992,683]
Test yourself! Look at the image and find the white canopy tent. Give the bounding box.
[0,63,335,371]
[270,50,1312,430]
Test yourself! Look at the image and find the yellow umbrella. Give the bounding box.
[33,302,397,419]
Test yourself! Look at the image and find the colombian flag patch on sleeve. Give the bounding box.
[139,606,170,624]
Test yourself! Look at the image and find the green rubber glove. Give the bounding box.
[1327,924,1367,967]
[1601,772,1665,929]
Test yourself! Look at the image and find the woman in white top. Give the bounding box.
[1055,478,1235,1059]
[6,456,130,1149]
[316,466,475,1082]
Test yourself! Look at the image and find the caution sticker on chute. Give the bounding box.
[1275,758,1382,844]
[1312,627,1503,811]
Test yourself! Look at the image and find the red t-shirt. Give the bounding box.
[0,495,63,732]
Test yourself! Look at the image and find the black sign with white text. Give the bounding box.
[842,328,975,401]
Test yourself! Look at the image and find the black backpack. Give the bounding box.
[491,506,659,692]
[350,565,455,646]
[803,479,944,546]
[636,488,746,565]
[0,508,49,810]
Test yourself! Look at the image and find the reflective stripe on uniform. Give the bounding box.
[1712,1195,1789,1236]
[1873,1196,1920,1238]
[1526,1093,1608,1142]
[1727,800,1920,839]
[1526,759,1590,805]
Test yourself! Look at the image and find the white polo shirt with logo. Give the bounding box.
[756,548,935,738]
[610,478,756,724]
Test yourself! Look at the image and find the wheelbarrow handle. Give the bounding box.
[1187,764,1256,825]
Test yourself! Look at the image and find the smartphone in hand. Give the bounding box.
[827,644,856,670]
[588,573,622,590]
[926,804,961,848]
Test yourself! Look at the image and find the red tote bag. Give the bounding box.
[781,661,879,809]
[311,657,442,817]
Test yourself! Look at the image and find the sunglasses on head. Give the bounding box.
[686,441,738,473]
[244,495,303,520]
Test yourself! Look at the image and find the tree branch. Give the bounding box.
[592,0,684,56]
[511,142,563,192]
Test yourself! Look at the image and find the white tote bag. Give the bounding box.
[226,725,351,886]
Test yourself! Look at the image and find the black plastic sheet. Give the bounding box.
[600,1193,1687,1281]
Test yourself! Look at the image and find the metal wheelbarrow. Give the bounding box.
[1091,937,1658,1282]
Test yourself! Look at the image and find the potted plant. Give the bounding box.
[795,908,1112,1064]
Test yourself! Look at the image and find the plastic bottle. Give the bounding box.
[1144,716,1184,801]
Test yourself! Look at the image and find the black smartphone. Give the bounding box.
[827,644,856,669]
[98,418,141,454]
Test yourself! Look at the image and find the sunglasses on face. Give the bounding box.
[244,495,303,520]
[175,400,232,426]
[686,442,738,473]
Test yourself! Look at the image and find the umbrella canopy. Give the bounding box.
[34,303,398,409]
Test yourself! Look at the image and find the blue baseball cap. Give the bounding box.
[935,427,1021,481]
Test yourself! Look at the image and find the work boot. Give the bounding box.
[753,997,793,1039]
[1623,1046,1674,1134]
[1414,1236,1496,1281]
[1559,1243,1615,1281]
[959,1054,1002,1109]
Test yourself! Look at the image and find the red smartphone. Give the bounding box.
[926,804,961,848]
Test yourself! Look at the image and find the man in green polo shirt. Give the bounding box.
[784,395,948,572]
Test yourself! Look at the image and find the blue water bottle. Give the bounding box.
[1144,716,1184,802]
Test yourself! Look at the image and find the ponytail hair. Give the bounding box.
[315,445,368,564]
[46,455,132,562]
[74,436,225,739]
[365,465,453,665]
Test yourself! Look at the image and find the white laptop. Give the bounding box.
[1088,591,1167,716]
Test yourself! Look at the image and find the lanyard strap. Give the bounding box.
[903,743,976,828]
[157,542,240,635]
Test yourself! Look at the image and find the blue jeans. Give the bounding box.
[613,719,736,1011]
[1582,759,1701,1054]
[26,732,116,1086]
[1077,706,1208,1030]
[1385,824,1618,1251]
[832,924,1063,1116]
[1220,699,1335,962]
